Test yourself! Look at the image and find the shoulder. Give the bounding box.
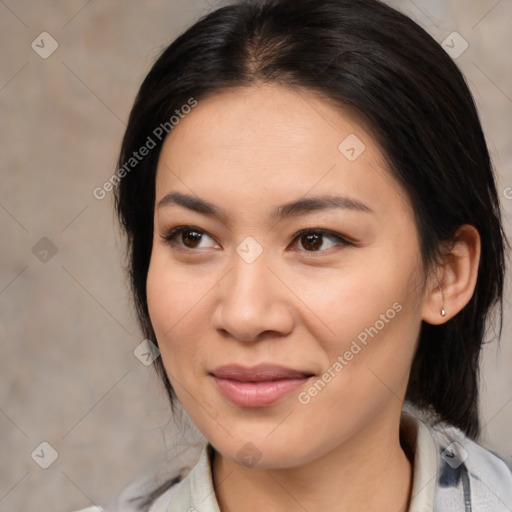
[72,508,105,512]
[71,472,188,512]
[409,404,512,510]
[428,417,512,481]
[71,442,204,512]
[433,422,512,476]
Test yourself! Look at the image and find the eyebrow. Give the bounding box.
[157,192,374,220]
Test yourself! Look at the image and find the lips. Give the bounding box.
[210,364,313,407]
[211,364,312,382]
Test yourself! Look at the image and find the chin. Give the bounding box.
[208,432,321,470]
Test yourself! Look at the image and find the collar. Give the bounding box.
[401,409,438,512]
[155,411,438,512]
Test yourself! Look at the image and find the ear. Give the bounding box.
[421,224,481,325]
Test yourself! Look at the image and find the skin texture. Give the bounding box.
[146,84,481,512]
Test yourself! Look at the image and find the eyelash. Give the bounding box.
[159,225,352,253]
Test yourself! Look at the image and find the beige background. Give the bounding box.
[0,0,511,510]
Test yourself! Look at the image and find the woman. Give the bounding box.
[78,0,512,510]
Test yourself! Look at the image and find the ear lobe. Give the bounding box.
[421,225,481,325]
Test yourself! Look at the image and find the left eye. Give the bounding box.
[291,229,350,252]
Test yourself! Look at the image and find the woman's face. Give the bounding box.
[147,84,430,469]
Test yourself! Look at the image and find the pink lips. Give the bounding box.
[211,364,312,407]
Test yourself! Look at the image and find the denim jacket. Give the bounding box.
[75,405,512,512]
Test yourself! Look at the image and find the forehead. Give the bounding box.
[155,84,411,218]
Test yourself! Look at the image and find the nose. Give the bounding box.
[211,252,295,342]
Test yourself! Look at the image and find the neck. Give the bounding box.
[212,409,412,512]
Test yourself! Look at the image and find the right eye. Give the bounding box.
[160,225,220,250]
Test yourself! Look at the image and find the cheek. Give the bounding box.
[146,253,193,360]
[146,248,220,373]
[295,245,423,386]
[147,246,205,329]
[293,251,419,339]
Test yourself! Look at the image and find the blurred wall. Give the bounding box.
[0,1,510,510]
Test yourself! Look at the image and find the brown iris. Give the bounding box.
[182,230,203,248]
[301,232,323,251]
